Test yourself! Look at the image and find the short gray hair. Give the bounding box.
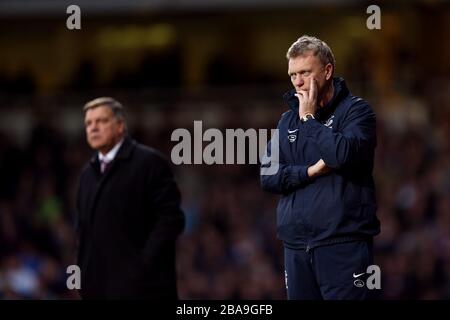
[286,35,336,69]
[83,97,125,121]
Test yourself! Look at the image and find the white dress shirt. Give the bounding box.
[98,138,124,164]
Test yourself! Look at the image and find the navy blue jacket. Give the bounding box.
[261,77,380,250]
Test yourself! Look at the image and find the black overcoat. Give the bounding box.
[75,136,185,299]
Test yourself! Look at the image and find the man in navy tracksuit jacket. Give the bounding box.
[261,36,380,300]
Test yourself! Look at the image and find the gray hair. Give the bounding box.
[83,97,125,122]
[286,35,336,69]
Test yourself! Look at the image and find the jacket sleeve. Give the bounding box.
[302,99,376,169]
[141,153,185,265]
[260,119,311,195]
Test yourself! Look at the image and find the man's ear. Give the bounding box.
[325,63,333,80]
[118,119,126,135]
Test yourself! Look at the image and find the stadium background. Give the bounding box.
[0,0,449,299]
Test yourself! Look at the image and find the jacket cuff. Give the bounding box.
[299,165,312,183]
[283,165,311,186]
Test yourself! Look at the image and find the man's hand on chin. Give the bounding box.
[296,77,318,119]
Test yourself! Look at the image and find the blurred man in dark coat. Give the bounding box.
[75,97,184,299]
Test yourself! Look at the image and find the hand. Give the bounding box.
[307,159,332,179]
[295,77,318,119]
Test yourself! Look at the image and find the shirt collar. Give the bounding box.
[98,138,124,163]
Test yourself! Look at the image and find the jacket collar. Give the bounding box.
[283,77,349,120]
[89,135,136,166]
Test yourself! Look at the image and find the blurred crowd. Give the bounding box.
[0,81,449,299]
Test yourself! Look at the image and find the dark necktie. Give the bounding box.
[100,160,110,174]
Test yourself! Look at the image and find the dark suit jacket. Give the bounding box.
[75,136,185,299]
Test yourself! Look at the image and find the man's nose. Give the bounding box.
[294,78,304,88]
[89,124,99,133]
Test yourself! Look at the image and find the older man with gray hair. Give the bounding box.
[261,35,380,300]
[75,97,185,299]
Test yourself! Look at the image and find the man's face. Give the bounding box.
[288,52,332,98]
[84,105,124,154]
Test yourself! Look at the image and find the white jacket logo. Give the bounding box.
[287,129,298,143]
[324,115,334,128]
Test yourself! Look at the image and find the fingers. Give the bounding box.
[295,91,307,98]
[310,159,333,178]
[295,92,304,106]
[309,77,317,100]
[317,159,330,170]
